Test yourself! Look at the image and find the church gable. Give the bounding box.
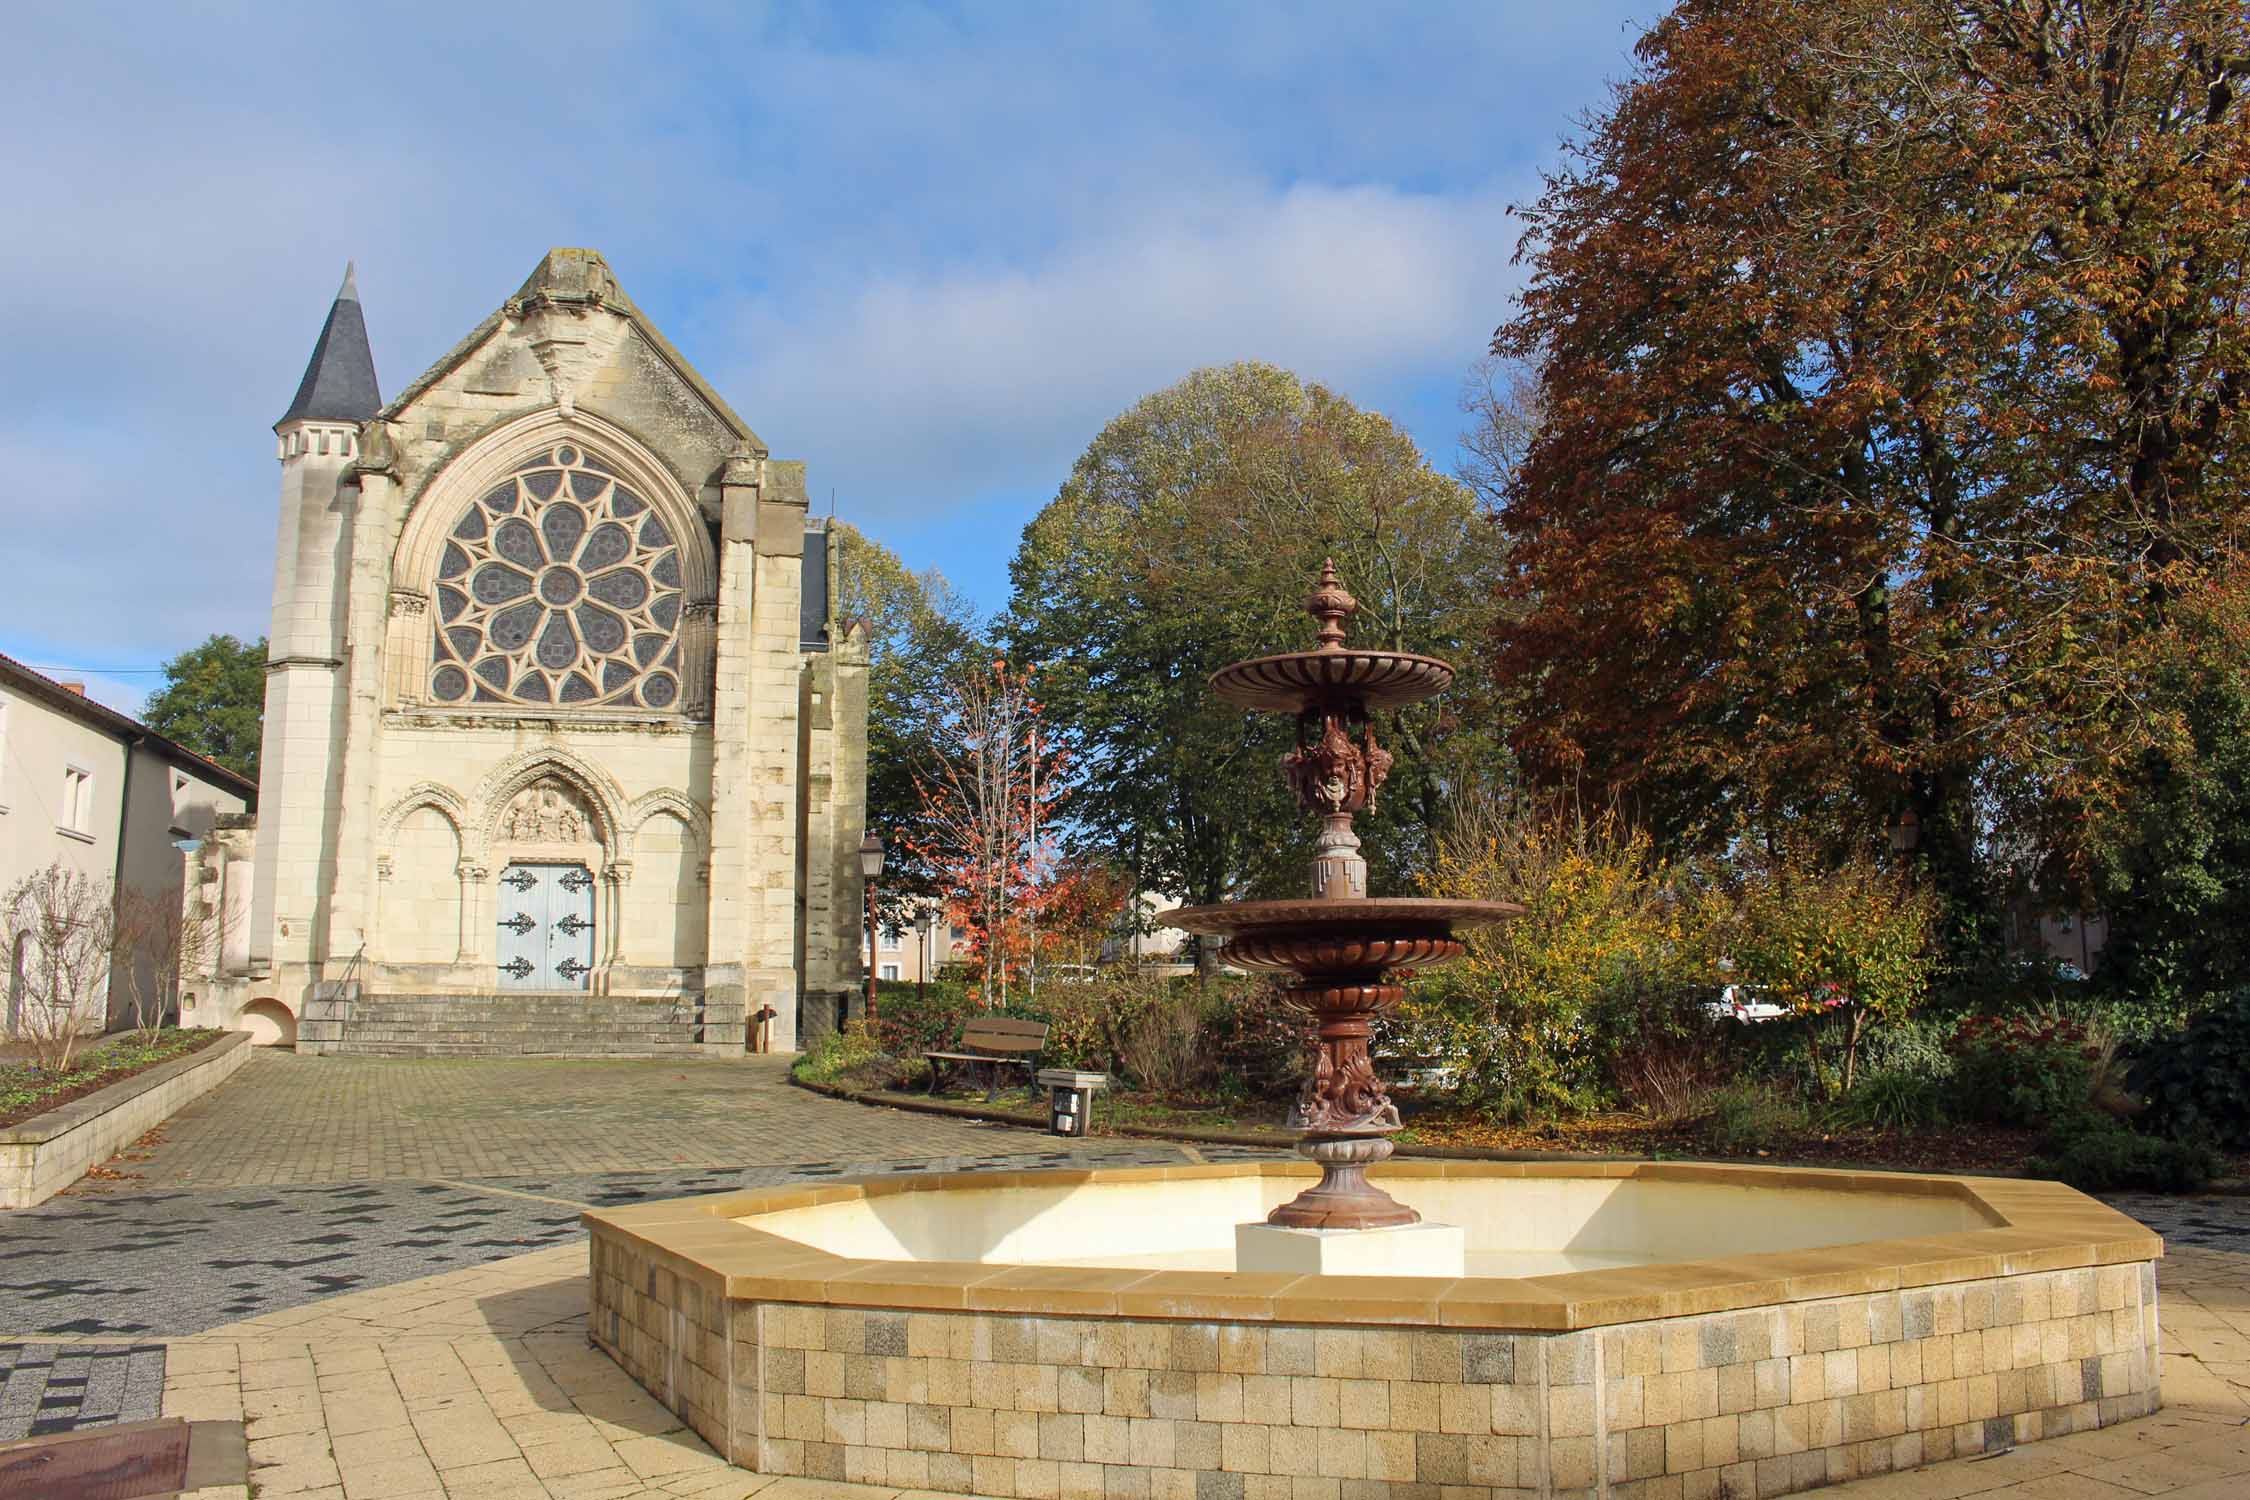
[376,249,762,523]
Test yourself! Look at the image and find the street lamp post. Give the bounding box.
[859,832,886,1027]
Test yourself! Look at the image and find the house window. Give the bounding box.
[880,927,902,952]
[879,964,900,982]
[60,765,93,836]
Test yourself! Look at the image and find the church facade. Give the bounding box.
[184,249,868,1054]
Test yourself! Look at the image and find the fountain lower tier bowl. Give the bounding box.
[586,1160,2163,1500]
[1163,896,1524,972]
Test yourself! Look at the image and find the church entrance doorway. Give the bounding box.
[496,863,596,990]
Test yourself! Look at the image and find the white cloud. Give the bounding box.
[0,1,1652,665]
[721,177,1526,514]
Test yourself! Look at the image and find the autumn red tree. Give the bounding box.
[908,660,1070,1005]
[1489,0,2250,940]
[1034,856,1133,973]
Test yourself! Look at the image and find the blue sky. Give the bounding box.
[0,2,1653,714]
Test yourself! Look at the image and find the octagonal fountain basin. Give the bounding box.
[586,1160,2162,1500]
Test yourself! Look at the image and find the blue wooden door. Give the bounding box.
[496,863,596,990]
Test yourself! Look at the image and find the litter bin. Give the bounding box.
[1035,1068,1109,1138]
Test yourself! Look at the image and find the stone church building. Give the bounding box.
[184,249,868,1054]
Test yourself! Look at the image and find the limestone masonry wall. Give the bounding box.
[589,1229,2160,1500]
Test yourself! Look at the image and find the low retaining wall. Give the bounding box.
[0,1032,252,1208]
[585,1163,2164,1500]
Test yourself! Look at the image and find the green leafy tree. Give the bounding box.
[142,634,265,781]
[2085,568,2250,1024]
[832,522,987,921]
[1007,362,1510,917]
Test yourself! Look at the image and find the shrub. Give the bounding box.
[2025,1120,2219,1193]
[1016,981,1117,1071]
[1856,1017,1958,1084]
[1603,985,1734,1125]
[1205,979,1310,1104]
[1828,1068,1947,1132]
[1405,793,1720,1120]
[869,979,979,1057]
[1114,993,1212,1095]
[796,1021,891,1086]
[1949,1010,2112,1128]
[2133,986,2250,1149]
[1703,1083,1809,1154]
[1721,847,1938,1096]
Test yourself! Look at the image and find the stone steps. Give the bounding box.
[314,990,744,1057]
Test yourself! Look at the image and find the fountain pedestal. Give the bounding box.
[1237,1220,1467,1276]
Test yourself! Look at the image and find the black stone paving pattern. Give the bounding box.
[0,1143,1220,1340]
[0,1343,165,1441]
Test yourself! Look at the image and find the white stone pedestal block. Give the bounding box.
[1235,1221,1467,1277]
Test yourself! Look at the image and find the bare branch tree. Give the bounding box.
[908,661,1068,1006]
[112,880,234,1041]
[1,866,119,1072]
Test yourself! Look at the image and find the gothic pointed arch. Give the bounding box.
[377,782,469,842]
[470,747,628,861]
[390,409,716,715]
[624,788,713,860]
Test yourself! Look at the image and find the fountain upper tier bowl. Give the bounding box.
[1209,647,1454,712]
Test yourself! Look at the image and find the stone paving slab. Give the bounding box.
[2098,1192,2250,1254]
[125,1241,2250,1500]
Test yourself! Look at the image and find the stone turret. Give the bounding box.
[249,266,380,965]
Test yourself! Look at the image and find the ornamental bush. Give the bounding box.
[1401,795,1720,1120]
[2133,986,2250,1150]
[2025,1118,2219,1193]
[1720,847,1937,1097]
[1948,1010,2109,1128]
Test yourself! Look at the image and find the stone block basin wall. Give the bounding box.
[583,1162,2163,1500]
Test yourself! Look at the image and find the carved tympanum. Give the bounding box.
[499,779,592,844]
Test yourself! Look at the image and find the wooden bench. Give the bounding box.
[923,1017,1049,1098]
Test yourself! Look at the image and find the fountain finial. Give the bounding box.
[1307,559,1357,652]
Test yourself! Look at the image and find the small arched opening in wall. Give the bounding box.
[240,999,298,1048]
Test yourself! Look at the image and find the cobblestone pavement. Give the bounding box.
[0,1145,1216,1341]
[0,1048,1271,1362]
[118,1050,1047,1186]
[0,1341,165,1439]
[2101,1191,2250,1254]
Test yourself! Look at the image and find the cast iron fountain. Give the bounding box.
[1163,562,1520,1232]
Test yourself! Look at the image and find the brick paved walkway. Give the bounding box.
[123,1051,1027,1187]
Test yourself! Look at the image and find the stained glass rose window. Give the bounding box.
[427,444,685,709]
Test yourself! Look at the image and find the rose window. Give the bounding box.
[427,444,685,709]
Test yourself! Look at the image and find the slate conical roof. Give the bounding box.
[275,263,381,429]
